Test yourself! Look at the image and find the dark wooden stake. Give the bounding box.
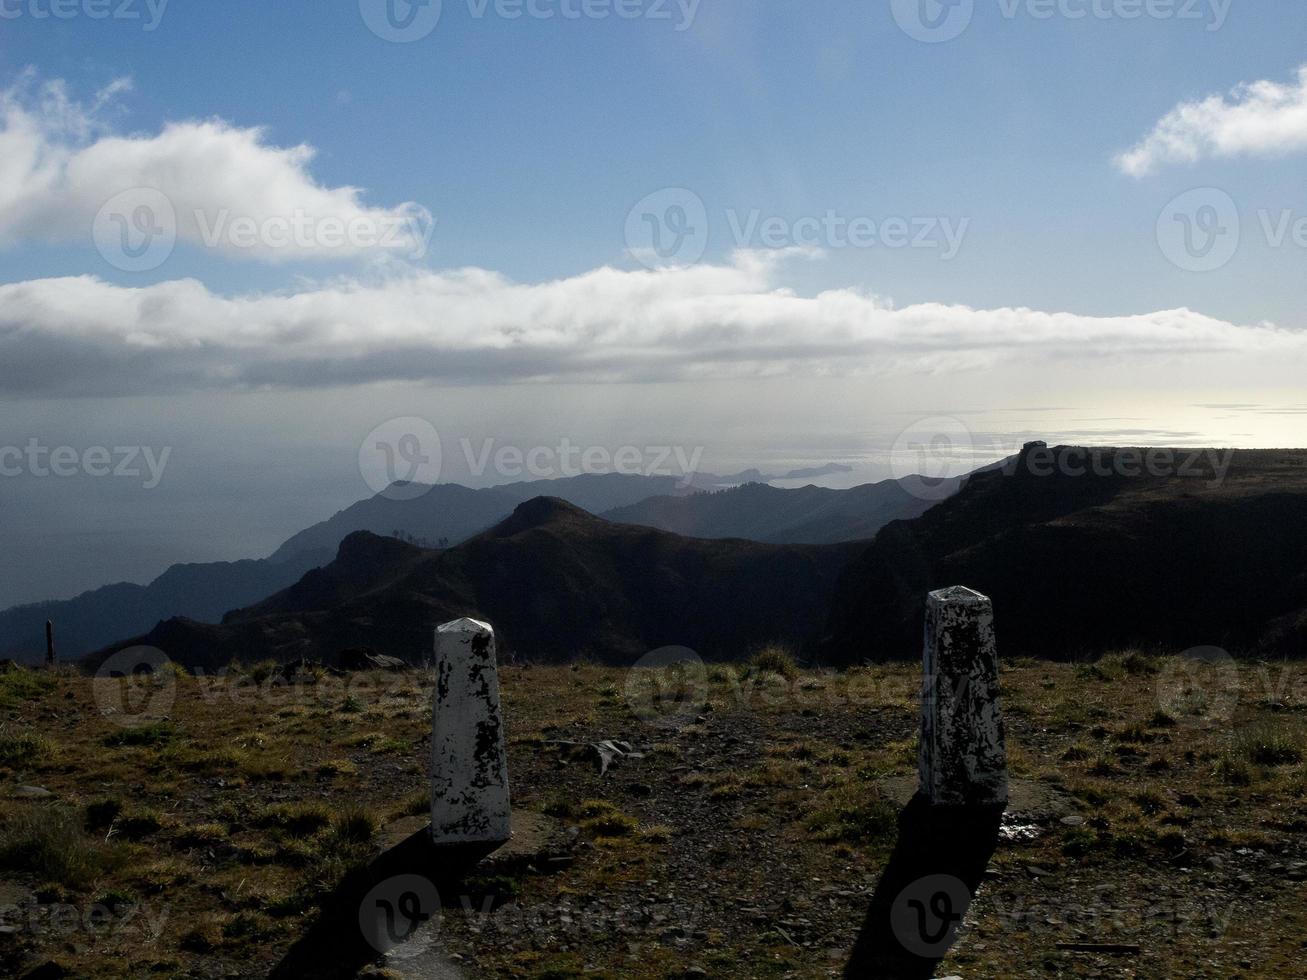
[45,619,56,667]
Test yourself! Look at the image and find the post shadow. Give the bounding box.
[269,827,501,980]
[843,794,1003,979]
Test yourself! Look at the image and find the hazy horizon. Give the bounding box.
[4,379,1303,608]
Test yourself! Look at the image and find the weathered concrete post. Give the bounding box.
[919,586,1008,806]
[45,620,56,667]
[430,618,511,848]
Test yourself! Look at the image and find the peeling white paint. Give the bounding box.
[430,618,512,845]
[919,586,1008,806]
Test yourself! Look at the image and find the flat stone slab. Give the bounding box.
[378,809,569,870]
[381,946,469,979]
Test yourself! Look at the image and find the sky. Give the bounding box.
[1,0,1306,607]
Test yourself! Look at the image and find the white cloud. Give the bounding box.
[0,73,430,261]
[0,250,1297,396]
[1116,65,1307,177]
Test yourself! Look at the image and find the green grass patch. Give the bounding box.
[103,721,176,748]
[0,666,56,709]
[0,729,55,767]
[0,804,127,888]
[804,783,897,847]
[749,644,799,681]
[254,802,332,837]
[1232,722,1304,766]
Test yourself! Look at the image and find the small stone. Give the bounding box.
[1060,815,1084,826]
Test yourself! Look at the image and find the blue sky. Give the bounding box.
[3,1,1304,320]
[2,1,1307,605]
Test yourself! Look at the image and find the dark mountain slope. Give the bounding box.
[601,478,957,544]
[817,445,1307,664]
[0,549,331,664]
[92,499,864,671]
[1,474,691,663]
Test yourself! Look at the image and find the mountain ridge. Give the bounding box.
[600,478,956,544]
[3,470,942,663]
[89,498,865,671]
[817,446,1307,663]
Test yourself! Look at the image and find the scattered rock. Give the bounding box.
[548,739,645,776]
[337,648,408,672]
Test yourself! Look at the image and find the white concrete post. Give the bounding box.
[430,618,511,846]
[919,586,1008,806]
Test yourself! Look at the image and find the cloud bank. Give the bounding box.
[0,250,1297,396]
[1116,65,1307,177]
[0,73,429,260]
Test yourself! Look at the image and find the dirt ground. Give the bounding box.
[0,652,1304,978]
